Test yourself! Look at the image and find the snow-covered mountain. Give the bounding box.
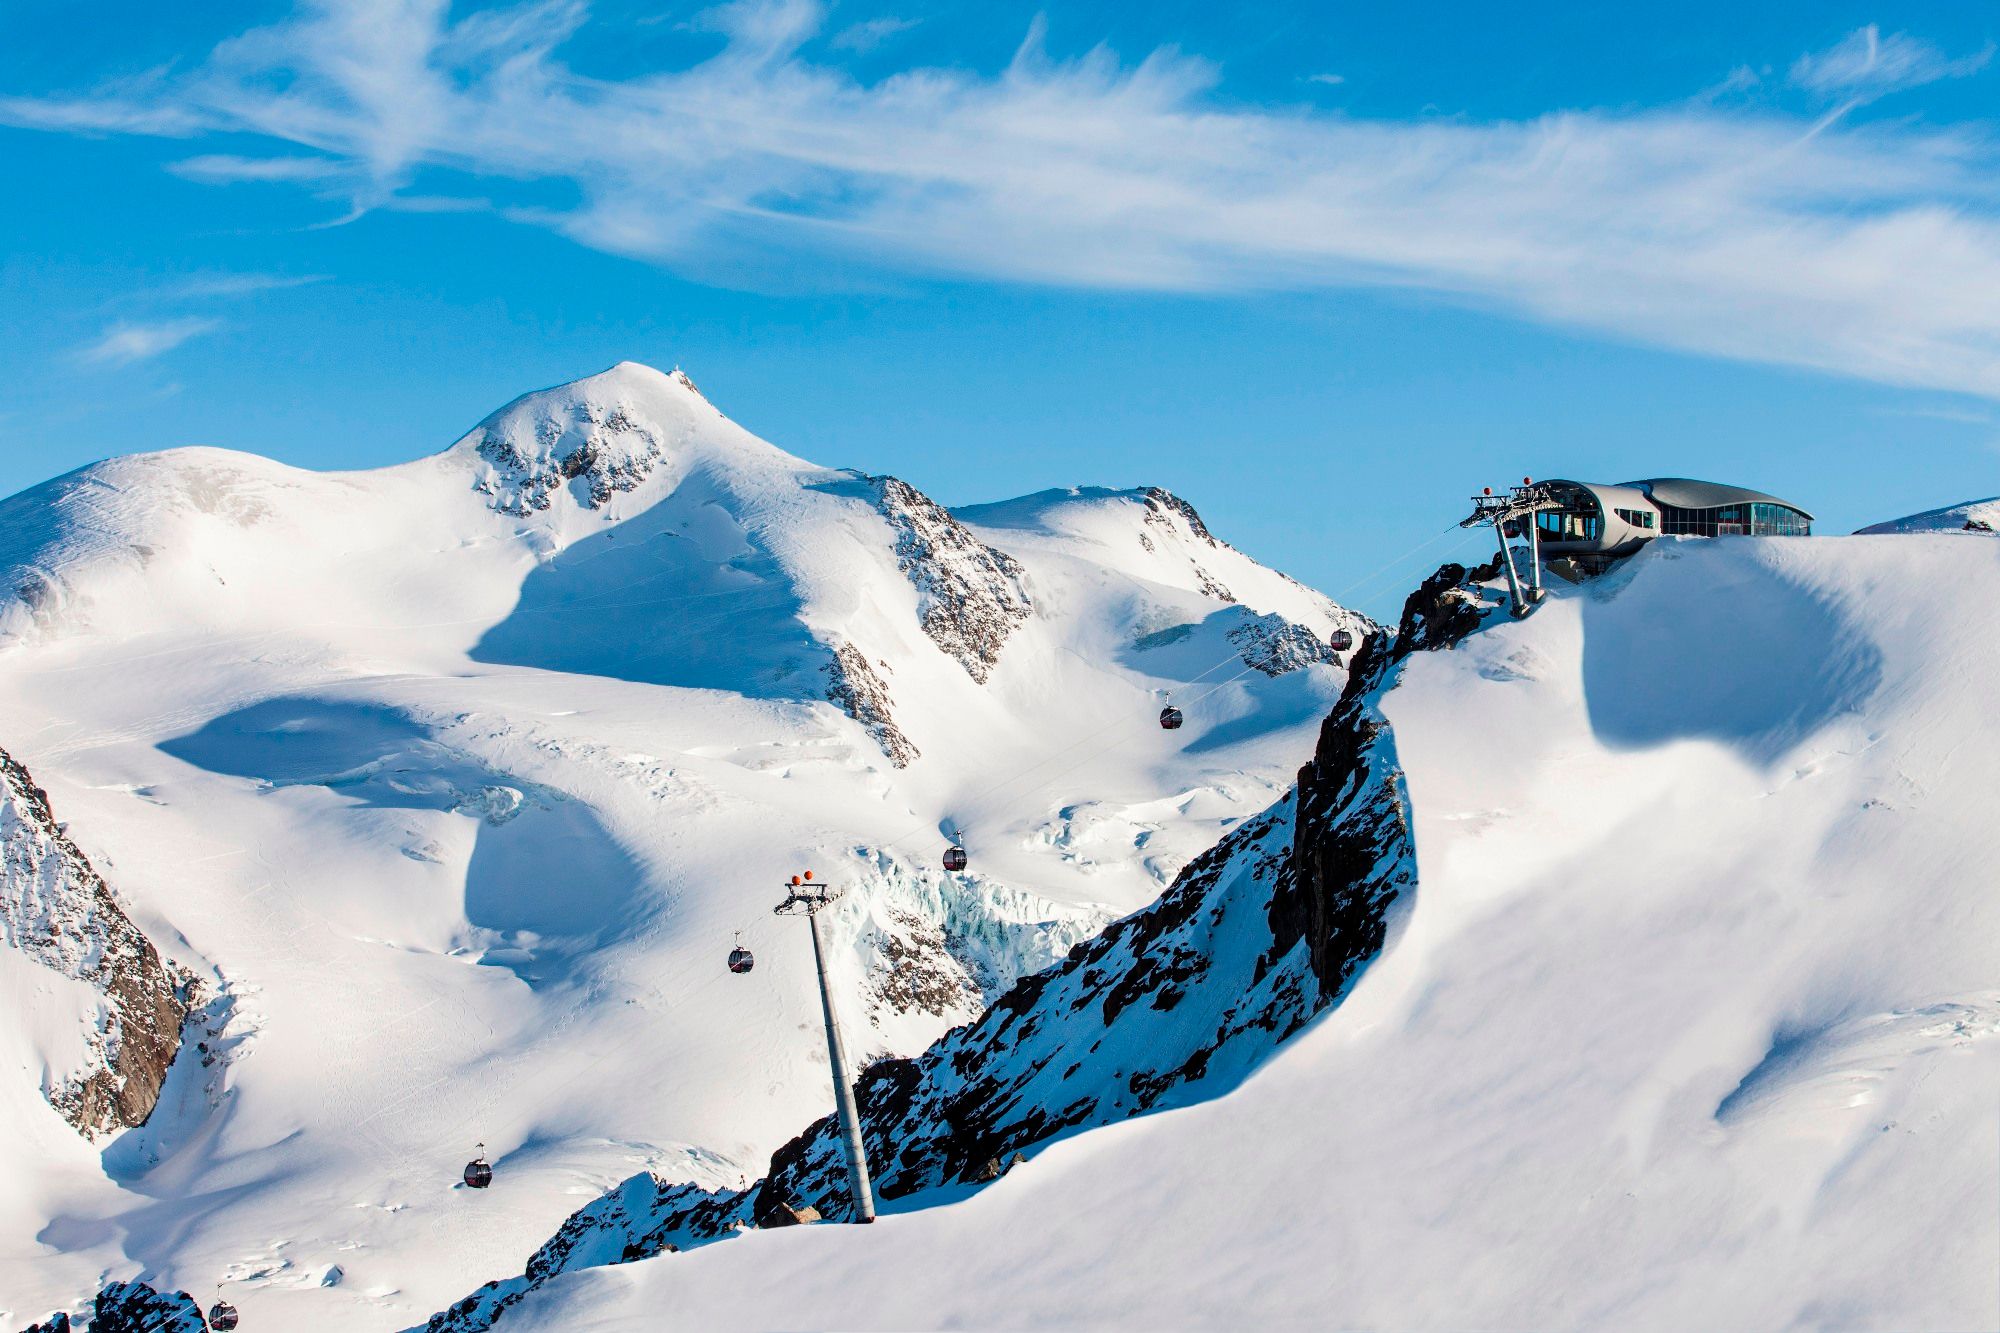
[427,525,2000,1331]
[1856,495,1999,534]
[0,363,1370,1328]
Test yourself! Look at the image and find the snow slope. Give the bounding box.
[1857,495,2000,534]
[0,364,1370,1328]
[483,532,2000,1331]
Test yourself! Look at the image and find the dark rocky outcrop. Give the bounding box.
[1139,487,1234,602]
[470,382,696,514]
[426,1175,741,1331]
[1277,561,1488,992]
[56,1281,208,1333]
[869,476,1032,683]
[425,560,1500,1331]
[1228,612,1340,676]
[823,642,920,766]
[1,746,197,1139]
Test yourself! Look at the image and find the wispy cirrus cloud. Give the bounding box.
[6,1,2000,397]
[831,16,918,54]
[162,271,329,298]
[166,153,348,183]
[76,317,222,367]
[1790,24,1993,100]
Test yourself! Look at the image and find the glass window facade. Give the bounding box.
[1655,502,1811,537]
[1536,507,1601,542]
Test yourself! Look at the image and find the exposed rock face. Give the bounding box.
[81,1280,206,1333]
[1277,561,1488,993]
[823,642,919,766]
[1140,486,1234,602]
[470,384,693,514]
[426,1175,743,1332]
[867,906,982,1022]
[1,746,195,1139]
[870,476,1032,682]
[425,561,1499,1330]
[1228,612,1341,676]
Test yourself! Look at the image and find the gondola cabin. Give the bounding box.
[208,1303,240,1331]
[943,846,968,872]
[1159,706,1184,730]
[463,1153,493,1189]
[727,944,754,974]
[1329,629,1354,653]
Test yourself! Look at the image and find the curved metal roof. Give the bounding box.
[1623,477,1813,520]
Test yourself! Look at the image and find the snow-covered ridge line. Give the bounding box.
[421,559,1490,1330]
[0,745,197,1139]
[1856,496,2000,535]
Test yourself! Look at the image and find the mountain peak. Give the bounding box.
[456,361,777,520]
[592,360,709,403]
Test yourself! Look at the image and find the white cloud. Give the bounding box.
[8,2,2000,397]
[165,272,330,298]
[1307,72,1345,86]
[832,16,918,54]
[77,318,222,367]
[1790,25,1993,99]
[166,153,347,183]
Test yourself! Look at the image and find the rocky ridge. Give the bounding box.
[1,746,196,1139]
[870,476,1033,683]
[467,371,708,515]
[821,642,919,767]
[1229,612,1341,675]
[21,1280,210,1333]
[423,559,1499,1330]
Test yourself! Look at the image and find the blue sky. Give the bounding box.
[2,1,1996,617]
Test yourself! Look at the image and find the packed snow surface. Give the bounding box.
[0,363,1367,1328]
[491,533,2000,1330]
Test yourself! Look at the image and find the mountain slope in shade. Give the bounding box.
[0,363,1370,1328]
[461,533,2000,1332]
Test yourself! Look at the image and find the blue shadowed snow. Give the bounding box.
[161,698,646,953]
[468,481,822,694]
[1578,541,1883,765]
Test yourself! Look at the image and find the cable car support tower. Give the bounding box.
[1462,479,1558,617]
[774,873,877,1223]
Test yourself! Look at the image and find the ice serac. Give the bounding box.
[869,475,1032,683]
[422,561,1489,1329]
[0,745,195,1139]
